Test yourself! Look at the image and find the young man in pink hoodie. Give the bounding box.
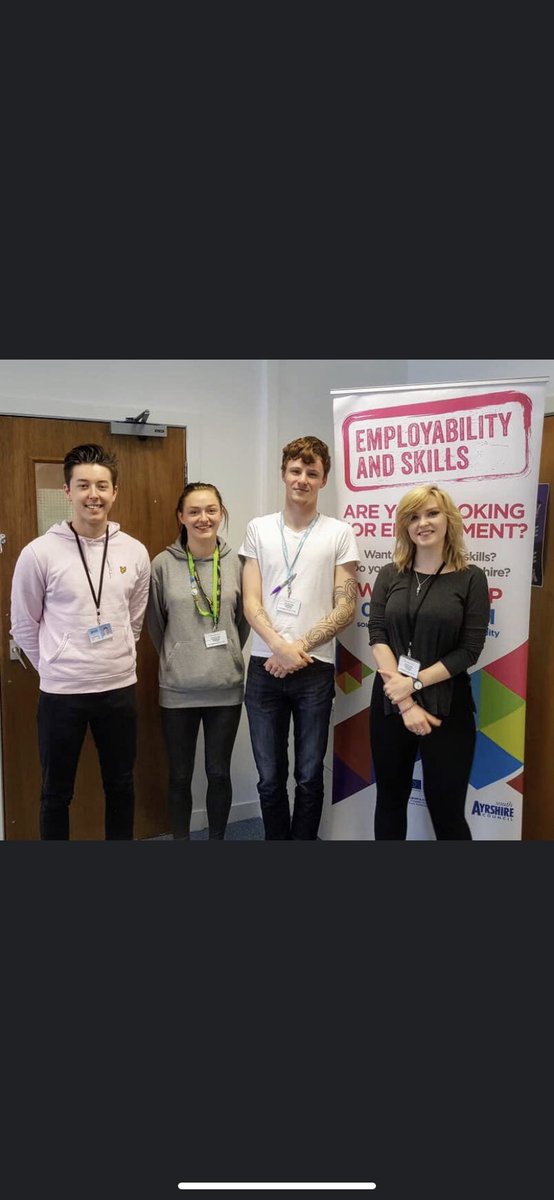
[10,443,151,839]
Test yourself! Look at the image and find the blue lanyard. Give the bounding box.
[271,511,320,597]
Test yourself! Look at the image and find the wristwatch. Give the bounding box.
[412,678,423,691]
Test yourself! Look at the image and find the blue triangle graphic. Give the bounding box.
[470,730,523,791]
[332,757,371,804]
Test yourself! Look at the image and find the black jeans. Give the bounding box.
[370,673,475,840]
[160,704,242,839]
[37,685,137,840]
[245,656,335,840]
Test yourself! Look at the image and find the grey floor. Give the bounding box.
[192,816,264,840]
[150,817,265,841]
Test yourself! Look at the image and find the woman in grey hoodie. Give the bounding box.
[147,483,250,839]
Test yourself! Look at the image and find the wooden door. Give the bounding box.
[0,415,187,840]
[523,413,554,838]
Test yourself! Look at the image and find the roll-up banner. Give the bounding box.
[329,378,547,841]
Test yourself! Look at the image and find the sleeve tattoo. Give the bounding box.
[254,603,275,632]
[301,576,357,652]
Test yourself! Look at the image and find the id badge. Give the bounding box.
[398,654,421,679]
[276,596,301,616]
[88,622,114,645]
[204,630,228,648]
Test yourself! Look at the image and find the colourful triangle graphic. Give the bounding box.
[336,641,373,677]
[483,641,528,700]
[481,706,526,763]
[332,757,373,803]
[478,672,525,728]
[343,672,362,694]
[470,731,523,790]
[333,706,372,785]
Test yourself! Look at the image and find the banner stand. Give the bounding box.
[326,377,547,841]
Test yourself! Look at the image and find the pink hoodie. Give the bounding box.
[10,521,151,694]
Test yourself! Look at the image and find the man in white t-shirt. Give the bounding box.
[240,435,360,839]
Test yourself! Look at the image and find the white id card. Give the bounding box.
[204,630,228,648]
[88,623,114,645]
[398,654,421,679]
[276,596,301,616]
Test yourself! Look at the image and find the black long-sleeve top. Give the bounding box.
[368,562,490,717]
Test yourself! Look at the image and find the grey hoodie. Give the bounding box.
[147,537,250,708]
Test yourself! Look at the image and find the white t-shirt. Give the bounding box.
[239,512,360,663]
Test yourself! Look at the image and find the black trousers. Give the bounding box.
[160,704,243,839]
[37,685,137,840]
[370,673,475,840]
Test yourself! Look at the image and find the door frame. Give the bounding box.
[0,410,188,840]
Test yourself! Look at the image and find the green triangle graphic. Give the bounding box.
[481,705,526,763]
[343,672,361,694]
[479,671,524,727]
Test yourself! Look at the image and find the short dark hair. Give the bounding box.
[281,435,331,478]
[63,444,119,487]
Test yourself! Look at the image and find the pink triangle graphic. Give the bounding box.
[483,641,528,700]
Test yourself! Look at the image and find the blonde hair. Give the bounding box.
[393,485,469,572]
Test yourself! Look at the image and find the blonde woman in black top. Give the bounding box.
[368,484,490,839]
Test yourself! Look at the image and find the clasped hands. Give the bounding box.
[379,669,442,738]
[264,639,313,678]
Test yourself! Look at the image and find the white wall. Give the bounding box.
[0,361,266,832]
[406,360,554,412]
[1,359,550,837]
[0,359,265,550]
[271,360,410,513]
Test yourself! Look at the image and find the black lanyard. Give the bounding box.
[406,561,445,656]
[70,523,109,625]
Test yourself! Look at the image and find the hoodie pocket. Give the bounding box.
[164,641,181,671]
[44,633,70,665]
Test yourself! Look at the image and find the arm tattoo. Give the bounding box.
[301,577,357,652]
[254,603,275,632]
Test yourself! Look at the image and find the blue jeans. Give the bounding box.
[245,656,335,840]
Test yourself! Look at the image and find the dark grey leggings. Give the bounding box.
[160,704,242,839]
[371,673,476,840]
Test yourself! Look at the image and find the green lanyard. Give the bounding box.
[187,545,221,630]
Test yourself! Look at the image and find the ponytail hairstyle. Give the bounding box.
[176,482,228,549]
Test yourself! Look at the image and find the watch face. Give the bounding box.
[414,679,423,690]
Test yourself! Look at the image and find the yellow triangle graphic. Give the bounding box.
[481,707,526,763]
